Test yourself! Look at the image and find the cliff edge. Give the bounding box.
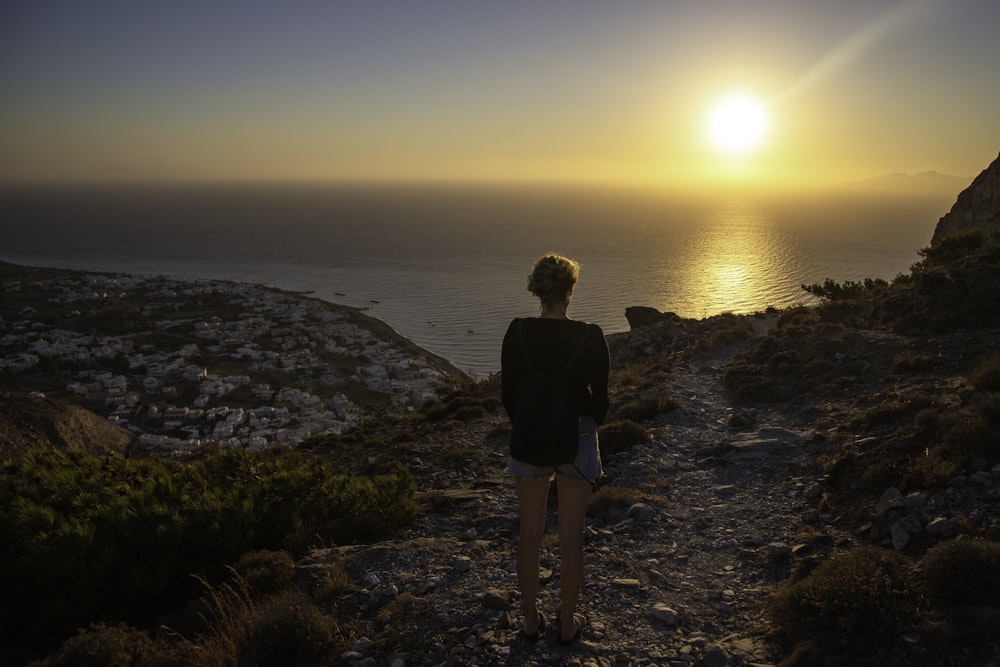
[932,150,1000,247]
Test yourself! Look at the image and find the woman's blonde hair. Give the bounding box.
[527,254,580,305]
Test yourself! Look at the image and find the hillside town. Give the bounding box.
[0,266,465,455]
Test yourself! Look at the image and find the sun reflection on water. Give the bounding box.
[671,205,800,317]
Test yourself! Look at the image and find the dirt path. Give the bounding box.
[322,323,830,666]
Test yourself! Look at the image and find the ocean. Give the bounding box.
[0,182,957,377]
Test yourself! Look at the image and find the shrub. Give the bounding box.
[233,550,296,598]
[588,486,645,523]
[249,592,341,667]
[911,230,987,273]
[0,446,419,659]
[924,396,1000,467]
[597,420,650,458]
[31,623,155,667]
[921,539,1000,608]
[614,393,681,422]
[769,547,918,652]
[690,317,756,353]
[801,277,888,300]
[724,366,781,403]
[848,392,935,429]
[901,451,960,490]
[970,352,1000,392]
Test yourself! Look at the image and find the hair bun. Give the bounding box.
[527,254,579,304]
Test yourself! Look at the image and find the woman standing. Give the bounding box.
[501,254,610,645]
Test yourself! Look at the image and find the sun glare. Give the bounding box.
[707,95,768,155]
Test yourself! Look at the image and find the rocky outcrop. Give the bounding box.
[931,151,1000,247]
[0,390,133,462]
[624,305,680,329]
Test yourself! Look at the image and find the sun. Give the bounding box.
[707,95,768,155]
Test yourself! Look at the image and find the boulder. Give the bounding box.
[625,306,680,330]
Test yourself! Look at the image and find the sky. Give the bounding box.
[2,0,999,189]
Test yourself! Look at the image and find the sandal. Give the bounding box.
[558,613,586,646]
[522,610,546,642]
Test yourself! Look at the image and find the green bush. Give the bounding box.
[801,277,888,300]
[0,446,418,661]
[921,539,1000,608]
[770,547,918,652]
[911,230,988,273]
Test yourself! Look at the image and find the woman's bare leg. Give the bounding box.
[556,475,592,640]
[515,476,551,634]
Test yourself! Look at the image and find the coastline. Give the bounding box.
[0,261,467,456]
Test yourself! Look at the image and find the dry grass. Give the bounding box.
[970,351,1000,392]
[190,570,346,667]
[598,419,651,458]
[614,392,682,422]
[690,315,757,354]
[587,485,647,523]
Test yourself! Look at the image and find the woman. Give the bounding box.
[501,254,610,645]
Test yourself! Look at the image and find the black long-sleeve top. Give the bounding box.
[501,317,610,426]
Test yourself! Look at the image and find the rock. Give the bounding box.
[932,151,1000,248]
[352,637,374,653]
[481,589,510,610]
[762,543,792,558]
[628,502,655,522]
[702,643,731,667]
[926,516,954,537]
[613,578,642,588]
[970,471,993,486]
[948,475,968,488]
[876,487,902,516]
[791,543,814,557]
[452,556,472,573]
[900,492,927,510]
[625,306,681,329]
[890,521,911,550]
[988,520,1000,542]
[650,603,679,626]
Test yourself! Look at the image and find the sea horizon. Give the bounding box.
[0,181,958,377]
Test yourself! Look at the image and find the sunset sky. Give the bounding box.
[2,0,998,188]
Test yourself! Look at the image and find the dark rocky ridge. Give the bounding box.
[932,151,1000,247]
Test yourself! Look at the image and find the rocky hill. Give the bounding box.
[0,390,133,463]
[932,151,1000,247]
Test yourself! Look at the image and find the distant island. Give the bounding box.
[843,170,970,193]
